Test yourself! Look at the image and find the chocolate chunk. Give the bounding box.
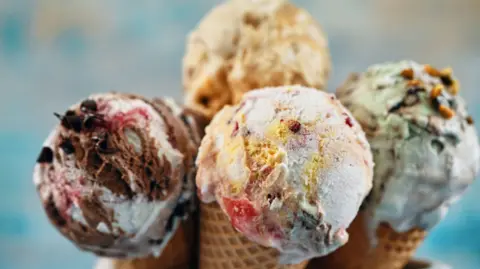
[65,110,76,117]
[466,116,474,125]
[440,75,453,87]
[56,113,83,133]
[148,238,164,245]
[431,97,440,110]
[173,202,186,218]
[59,139,75,155]
[165,214,175,232]
[37,147,54,163]
[145,167,153,178]
[80,99,98,112]
[45,196,66,227]
[95,134,116,154]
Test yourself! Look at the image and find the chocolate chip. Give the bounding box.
[45,196,66,227]
[199,96,210,107]
[148,238,164,245]
[59,139,75,155]
[37,147,54,163]
[150,179,159,193]
[95,135,116,154]
[83,116,96,130]
[440,75,453,87]
[173,202,186,218]
[145,167,153,178]
[65,110,75,116]
[80,99,97,112]
[165,214,175,232]
[448,99,457,109]
[432,97,441,110]
[56,113,83,132]
[431,139,444,154]
[388,102,403,113]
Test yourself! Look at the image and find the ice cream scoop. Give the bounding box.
[183,0,331,119]
[336,60,480,234]
[309,61,480,269]
[196,86,374,264]
[33,93,205,259]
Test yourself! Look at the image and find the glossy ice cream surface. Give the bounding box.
[337,61,480,234]
[183,0,331,118]
[196,86,373,263]
[33,93,205,258]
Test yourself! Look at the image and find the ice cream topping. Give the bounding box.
[337,60,480,235]
[196,86,374,263]
[33,93,205,258]
[183,0,331,118]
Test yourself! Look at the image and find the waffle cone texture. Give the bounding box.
[199,202,308,269]
[307,212,426,269]
[95,219,195,269]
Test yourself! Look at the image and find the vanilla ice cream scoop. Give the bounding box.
[337,61,480,234]
[183,0,331,119]
[196,86,373,263]
[33,93,205,258]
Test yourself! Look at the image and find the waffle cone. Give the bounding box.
[307,212,426,269]
[199,202,308,269]
[95,219,195,269]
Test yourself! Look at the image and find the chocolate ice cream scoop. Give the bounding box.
[33,93,206,258]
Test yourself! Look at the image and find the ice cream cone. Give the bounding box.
[307,212,426,269]
[199,202,308,269]
[95,219,196,269]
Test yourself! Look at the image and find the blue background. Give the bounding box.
[0,0,479,268]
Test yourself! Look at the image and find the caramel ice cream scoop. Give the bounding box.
[183,0,331,119]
